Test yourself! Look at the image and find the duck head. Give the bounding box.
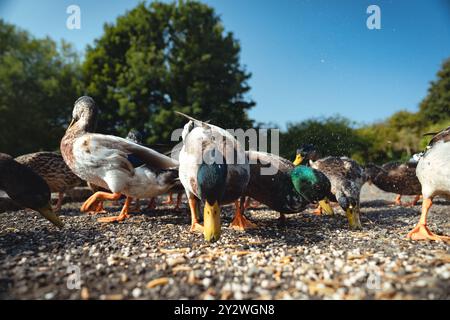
[67,96,98,133]
[197,149,228,243]
[336,191,362,230]
[0,155,63,228]
[293,144,319,166]
[290,165,334,214]
[126,129,143,144]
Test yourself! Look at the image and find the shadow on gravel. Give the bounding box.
[361,207,419,229]
[361,200,391,207]
[0,226,106,258]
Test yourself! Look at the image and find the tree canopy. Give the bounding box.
[0,19,82,156]
[419,58,450,123]
[83,1,254,144]
[279,116,370,163]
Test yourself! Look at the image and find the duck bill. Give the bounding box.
[37,203,64,228]
[346,206,362,230]
[318,199,334,215]
[67,118,75,130]
[293,154,303,166]
[203,201,221,243]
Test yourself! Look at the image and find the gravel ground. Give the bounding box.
[0,184,449,300]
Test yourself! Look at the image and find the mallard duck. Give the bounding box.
[364,160,422,206]
[407,126,450,242]
[310,156,365,229]
[60,96,179,223]
[293,144,320,166]
[178,113,250,242]
[243,150,333,223]
[86,129,144,213]
[15,152,83,212]
[0,153,63,228]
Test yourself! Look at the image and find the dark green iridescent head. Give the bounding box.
[290,165,331,203]
[197,157,228,205]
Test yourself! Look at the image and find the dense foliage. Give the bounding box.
[0,20,82,156]
[83,1,254,144]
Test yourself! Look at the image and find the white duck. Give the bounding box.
[407,126,450,242]
[60,96,179,222]
[178,113,250,242]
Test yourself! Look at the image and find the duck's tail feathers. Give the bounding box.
[175,111,210,127]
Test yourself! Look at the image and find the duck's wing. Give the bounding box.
[341,157,366,186]
[311,157,367,194]
[77,133,178,170]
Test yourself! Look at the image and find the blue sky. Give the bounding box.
[1,0,449,129]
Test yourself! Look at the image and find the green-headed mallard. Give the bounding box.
[178,114,250,242]
[243,150,333,223]
[364,159,422,206]
[15,151,83,212]
[407,127,450,242]
[60,96,179,223]
[0,153,63,228]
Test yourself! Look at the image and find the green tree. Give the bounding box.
[0,20,82,156]
[280,116,370,163]
[83,1,255,144]
[419,58,450,123]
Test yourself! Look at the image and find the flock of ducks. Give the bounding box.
[0,96,449,243]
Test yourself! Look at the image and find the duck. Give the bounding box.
[294,145,365,229]
[0,153,63,228]
[311,157,366,229]
[177,113,250,242]
[293,144,321,166]
[86,129,145,213]
[364,158,422,206]
[60,96,179,223]
[407,126,450,242]
[311,156,365,229]
[243,150,333,223]
[15,152,84,212]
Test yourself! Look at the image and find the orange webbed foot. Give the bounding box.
[407,224,450,243]
[190,222,204,233]
[230,213,257,231]
[97,212,131,223]
[87,202,107,215]
[312,205,322,215]
[81,197,100,213]
[97,196,132,223]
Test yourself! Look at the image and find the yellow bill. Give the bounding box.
[203,201,221,242]
[346,205,362,230]
[37,202,64,228]
[319,199,334,215]
[293,154,304,166]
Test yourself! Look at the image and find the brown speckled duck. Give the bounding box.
[310,156,366,229]
[364,159,422,206]
[15,152,83,211]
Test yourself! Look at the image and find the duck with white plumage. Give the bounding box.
[60,96,180,223]
[407,126,450,242]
